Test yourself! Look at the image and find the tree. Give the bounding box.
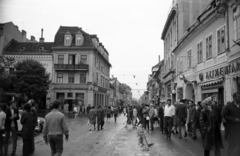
[13,59,51,102]
[0,56,15,92]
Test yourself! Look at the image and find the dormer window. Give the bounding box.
[75,31,84,46]
[64,31,72,46]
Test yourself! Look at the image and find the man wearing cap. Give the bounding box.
[43,100,69,156]
[164,99,174,139]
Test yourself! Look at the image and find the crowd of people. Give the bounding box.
[0,100,38,156]
[122,92,240,156]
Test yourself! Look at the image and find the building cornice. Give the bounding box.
[161,8,177,40]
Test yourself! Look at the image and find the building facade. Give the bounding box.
[51,26,111,110]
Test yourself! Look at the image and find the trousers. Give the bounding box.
[49,135,63,156]
[4,127,17,155]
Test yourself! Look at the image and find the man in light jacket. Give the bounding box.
[43,100,69,156]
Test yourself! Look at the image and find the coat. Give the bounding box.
[200,107,223,150]
[221,101,240,142]
[158,106,164,119]
[20,111,34,140]
[5,107,20,131]
[89,109,97,124]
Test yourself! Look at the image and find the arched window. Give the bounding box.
[75,31,84,46]
[64,31,72,46]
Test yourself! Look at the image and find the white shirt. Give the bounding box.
[164,105,174,117]
[0,111,6,129]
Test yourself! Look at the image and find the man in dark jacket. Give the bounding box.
[4,101,20,156]
[176,99,187,139]
[189,103,199,140]
[97,105,105,130]
[222,92,240,156]
[158,102,165,133]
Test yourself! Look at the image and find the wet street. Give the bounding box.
[11,114,229,156]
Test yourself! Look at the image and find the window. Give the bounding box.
[80,73,86,83]
[57,73,63,83]
[95,57,97,67]
[56,93,65,101]
[217,26,226,54]
[98,60,101,69]
[69,55,75,65]
[67,93,73,98]
[188,50,192,68]
[58,55,64,64]
[76,93,84,102]
[170,29,172,47]
[96,72,98,85]
[80,55,87,64]
[75,32,83,46]
[206,35,212,59]
[64,32,72,46]
[233,5,240,40]
[197,42,203,63]
[68,73,74,83]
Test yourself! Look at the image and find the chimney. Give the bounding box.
[15,25,18,30]
[39,28,45,43]
[22,30,26,42]
[31,36,36,42]
[158,55,161,63]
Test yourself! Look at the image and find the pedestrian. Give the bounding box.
[97,105,105,131]
[125,105,133,128]
[189,103,198,140]
[0,104,6,156]
[154,105,159,127]
[43,100,69,156]
[158,102,165,134]
[171,102,178,134]
[222,92,240,156]
[106,106,111,123]
[200,96,223,156]
[137,104,144,127]
[164,99,174,140]
[21,103,34,156]
[149,104,155,131]
[4,101,19,156]
[123,107,127,116]
[176,99,187,139]
[88,106,97,131]
[28,99,38,154]
[132,106,138,128]
[86,104,91,115]
[113,107,118,123]
[142,104,150,130]
[137,122,153,149]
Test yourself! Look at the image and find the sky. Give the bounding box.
[0,0,172,99]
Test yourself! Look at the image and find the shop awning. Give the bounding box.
[199,78,223,87]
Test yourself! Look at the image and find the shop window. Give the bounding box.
[217,26,226,54]
[67,93,73,98]
[56,93,65,104]
[206,35,212,60]
[57,73,63,83]
[76,93,84,104]
[233,5,240,40]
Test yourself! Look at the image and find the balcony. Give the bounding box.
[54,64,88,71]
[53,83,88,90]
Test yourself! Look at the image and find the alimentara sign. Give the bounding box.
[206,62,240,80]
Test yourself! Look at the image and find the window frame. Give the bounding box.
[216,25,226,55]
[206,34,213,60]
[187,49,192,68]
[68,73,74,83]
[80,73,86,84]
[80,55,87,64]
[233,5,240,41]
[68,54,76,65]
[57,73,63,83]
[58,55,64,64]
[197,41,203,64]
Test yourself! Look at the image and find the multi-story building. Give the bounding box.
[0,22,35,54]
[51,26,111,110]
[161,0,214,103]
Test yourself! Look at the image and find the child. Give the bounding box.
[137,122,153,148]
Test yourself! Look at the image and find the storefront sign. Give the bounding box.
[205,62,240,80]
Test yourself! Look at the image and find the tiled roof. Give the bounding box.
[53,26,94,48]
[3,39,53,53]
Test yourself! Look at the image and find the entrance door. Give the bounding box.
[218,87,224,107]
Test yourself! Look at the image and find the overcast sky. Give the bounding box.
[0,0,172,99]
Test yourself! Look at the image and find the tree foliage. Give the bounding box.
[0,56,15,92]
[13,59,51,101]
[119,83,131,95]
